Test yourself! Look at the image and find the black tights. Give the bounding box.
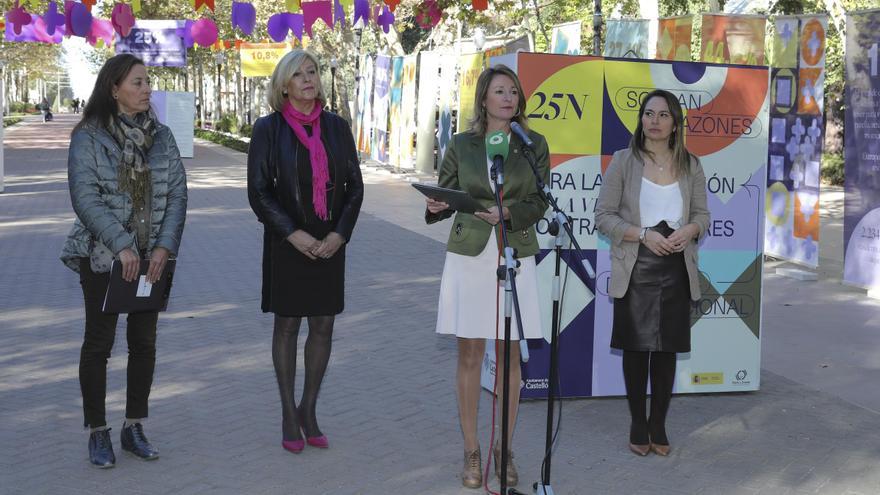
[272,315,335,441]
[622,350,676,446]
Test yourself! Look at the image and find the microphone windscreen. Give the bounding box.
[485,131,509,161]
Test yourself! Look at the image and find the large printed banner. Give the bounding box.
[764,16,827,267]
[604,19,650,58]
[371,55,392,163]
[844,10,880,290]
[512,53,768,397]
[399,55,418,169]
[457,53,483,133]
[115,20,187,68]
[550,21,582,55]
[4,14,64,43]
[700,14,767,65]
[239,43,292,77]
[415,52,441,173]
[387,57,405,169]
[656,16,693,61]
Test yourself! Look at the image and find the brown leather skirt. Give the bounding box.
[611,222,691,352]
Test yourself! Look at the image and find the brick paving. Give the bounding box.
[1,114,879,494]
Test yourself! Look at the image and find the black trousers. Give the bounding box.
[78,258,158,428]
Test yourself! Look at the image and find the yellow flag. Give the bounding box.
[240,43,293,77]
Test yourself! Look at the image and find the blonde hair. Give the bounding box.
[468,64,528,137]
[267,50,325,112]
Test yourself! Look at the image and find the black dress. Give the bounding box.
[265,126,345,317]
[611,221,692,352]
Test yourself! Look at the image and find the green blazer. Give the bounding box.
[426,129,550,257]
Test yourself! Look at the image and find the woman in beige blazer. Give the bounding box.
[595,89,710,457]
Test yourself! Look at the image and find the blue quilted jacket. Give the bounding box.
[60,122,188,272]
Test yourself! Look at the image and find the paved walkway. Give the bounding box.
[1,114,879,494]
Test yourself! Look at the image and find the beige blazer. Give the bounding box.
[595,148,710,300]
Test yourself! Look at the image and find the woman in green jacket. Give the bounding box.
[426,64,550,489]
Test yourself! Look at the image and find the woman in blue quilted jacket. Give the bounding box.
[60,54,187,468]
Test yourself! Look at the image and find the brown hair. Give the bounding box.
[629,89,692,177]
[73,54,146,135]
[468,64,528,137]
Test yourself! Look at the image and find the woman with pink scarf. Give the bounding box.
[247,50,363,455]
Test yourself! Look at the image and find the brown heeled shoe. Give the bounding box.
[493,445,518,487]
[650,442,671,456]
[461,447,482,489]
[629,443,650,456]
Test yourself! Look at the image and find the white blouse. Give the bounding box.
[640,178,683,229]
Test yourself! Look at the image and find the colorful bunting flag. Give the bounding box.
[231,1,256,35]
[111,2,136,37]
[43,1,65,36]
[302,1,332,37]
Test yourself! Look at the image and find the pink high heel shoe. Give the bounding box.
[281,439,305,454]
[301,427,328,448]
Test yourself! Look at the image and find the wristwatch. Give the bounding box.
[639,227,648,243]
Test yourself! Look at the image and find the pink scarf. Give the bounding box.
[281,100,330,220]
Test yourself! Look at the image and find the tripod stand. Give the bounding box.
[489,154,531,495]
[518,142,596,495]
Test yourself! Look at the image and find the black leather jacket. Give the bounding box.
[247,111,364,242]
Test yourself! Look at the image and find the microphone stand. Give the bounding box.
[518,143,595,495]
[489,155,529,495]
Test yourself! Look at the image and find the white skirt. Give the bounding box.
[435,229,543,340]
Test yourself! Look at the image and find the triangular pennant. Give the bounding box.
[302,1,332,37]
[231,1,256,36]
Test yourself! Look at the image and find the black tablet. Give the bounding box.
[412,183,487,214]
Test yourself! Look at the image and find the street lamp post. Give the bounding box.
[329,58,338,113]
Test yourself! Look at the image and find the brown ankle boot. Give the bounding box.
[493,445,518,487]
[461,447,482,488]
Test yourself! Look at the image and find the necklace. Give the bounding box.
[651,155,671,172]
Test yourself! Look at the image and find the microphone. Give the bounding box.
[485,130,509,179]
[509,121,534,148]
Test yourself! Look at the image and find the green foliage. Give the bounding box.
[821,151,845,185]
[194,128,249,153]
[8,101,39,114]
[214,112,239,133]
[2,116,23,128]
[239,123,254,137]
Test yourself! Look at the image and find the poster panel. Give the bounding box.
[399,55,418,169]
[764,16,827,267]
[387,57,404,168]
[415,52,440,173]
[240,43,292,77]
[372,55,391,163]
[843,10,880,289]
[357,54,374,155]
[457,53,483,133]
[604,19,650,58]
[151,91,195,158]
[656,16,693,61]
[504,53,767,398]
[437,54,457,162]
[115,20,186,67]
[700,14,767,65]
[551,21,582,55]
